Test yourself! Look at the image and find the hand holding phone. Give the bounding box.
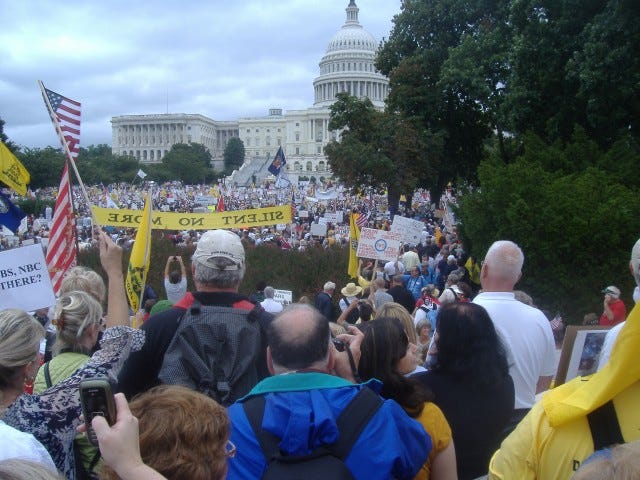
[80,378,116,447]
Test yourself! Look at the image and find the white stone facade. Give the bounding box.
[110,1,388,183]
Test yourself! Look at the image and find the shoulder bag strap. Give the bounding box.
[43,361,53,389]
[587,400,624,450]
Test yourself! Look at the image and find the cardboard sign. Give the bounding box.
[0,244,56,311]
[356,228,403,262]
[323,211,344,224]
[391,215,424,246]
[274,289,293,305]
[310,223,327,237]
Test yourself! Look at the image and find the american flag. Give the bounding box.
[44,87,81,160]
[355,210,370,229]
[46,163,77,294]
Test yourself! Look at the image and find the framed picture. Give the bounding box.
[555,325,612,386]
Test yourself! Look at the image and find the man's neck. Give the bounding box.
[195,284,239,293]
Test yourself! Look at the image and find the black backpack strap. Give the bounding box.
[243,395,280,461]
[43,361,53,389]
[329,386,383,459]
[587,400,624,451]
[243,386,383,462]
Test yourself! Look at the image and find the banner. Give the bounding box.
[356,227,403,263]
[92,205,292,230]
[0,244,56,312]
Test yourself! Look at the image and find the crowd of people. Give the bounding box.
[1,178,639,479]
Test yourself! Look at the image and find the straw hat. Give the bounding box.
[341,282,362,297]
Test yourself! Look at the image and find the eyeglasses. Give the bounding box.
[225,440,236,458]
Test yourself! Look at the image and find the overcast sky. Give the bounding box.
[2,0,401,151]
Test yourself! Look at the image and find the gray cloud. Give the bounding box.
[1,0,400,150]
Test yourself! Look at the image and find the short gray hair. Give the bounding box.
[264,286,275,299]
[324,281,336,292]
[484,240,524,284]
[193,257,245,289]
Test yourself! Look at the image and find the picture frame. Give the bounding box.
[555,325,612,386]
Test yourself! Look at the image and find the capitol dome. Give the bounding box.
[313,1,389,108]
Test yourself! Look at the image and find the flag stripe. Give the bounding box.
[45,163,76,294]
[44,86,81,160]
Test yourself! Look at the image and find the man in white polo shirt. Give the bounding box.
[473,240,556,433]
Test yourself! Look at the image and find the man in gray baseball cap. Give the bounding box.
[119,229,272,400]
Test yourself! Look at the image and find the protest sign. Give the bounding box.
[391,215,424,246]
[356,228,403,262]
[0,244,55,311]
[92,205,291,230]
[274,289,293,305]
[310,222,327,237]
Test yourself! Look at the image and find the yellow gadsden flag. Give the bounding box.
[0,141,30,195]
[348,212,361,278]
[125,192,152,313]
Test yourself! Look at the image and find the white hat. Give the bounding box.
[193,230,245,270]
[341,282,362,297]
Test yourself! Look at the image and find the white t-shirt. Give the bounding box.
[164,277,187,303]
[597,321,625,371]
[474,291,556,409]
[0,420,57,471]
[260,298,284,314]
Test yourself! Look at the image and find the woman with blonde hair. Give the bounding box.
[32,291,105,478]
[0,232,144,479]
[59,266,107,305]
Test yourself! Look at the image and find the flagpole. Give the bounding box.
[38,80,100,230]
[65,159,81,261]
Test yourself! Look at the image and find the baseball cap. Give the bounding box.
[193,230,245,270]
[601,286,621,298]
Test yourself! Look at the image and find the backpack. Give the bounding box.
[158,299,263,406]
[243,386,383,479]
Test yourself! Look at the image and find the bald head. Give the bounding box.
[267,304,330,373]
[481,240,524,291]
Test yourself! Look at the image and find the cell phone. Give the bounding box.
[79,378,116,447]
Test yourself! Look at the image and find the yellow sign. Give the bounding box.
[92,205,292,230]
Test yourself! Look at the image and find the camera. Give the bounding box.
[331,337,346,352]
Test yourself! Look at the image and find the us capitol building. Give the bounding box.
[110,1,389,185]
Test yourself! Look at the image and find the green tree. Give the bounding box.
[325,93,439,214]
[223,137,245,174]
[376,0,499,197]
[161,143,214,184]
[77,144,139,184]
[456,132,640,319]
[17,147,66,188]
[0,117,19,152]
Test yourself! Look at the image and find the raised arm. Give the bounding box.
[164,257,172,279]
[176,256,186,278]
[99,231,129,328]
